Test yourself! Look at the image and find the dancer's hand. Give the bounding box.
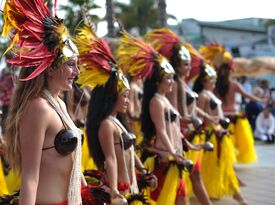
[171,152,185,164]
[192,143,205,151]
[145,173,158,191]
[210,116,220,124]
[110,189,127,205]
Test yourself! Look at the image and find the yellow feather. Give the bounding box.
[1,0,23,55]
[116,32,163,78]
[199,45,232,68]
[75,25,112,90]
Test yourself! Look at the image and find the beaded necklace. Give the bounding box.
[42,89,82,205]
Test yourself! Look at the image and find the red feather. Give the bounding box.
[23,21,44,34]
[3,0,67,80]
[20,57,54,81]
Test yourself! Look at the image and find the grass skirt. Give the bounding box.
[0,159,9,196]
[230,117,257,164]
[81,128,98,171]
[201,129,239,198]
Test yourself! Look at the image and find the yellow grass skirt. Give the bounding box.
[0,159,9,196]
[5,168,20,194]
[201,131,239,198]
[144,156,185,205]
[231,117,257,164]
[81,128,98,171]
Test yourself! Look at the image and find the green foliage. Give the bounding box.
[115,0,158,35]
[60,0,102,35]
[264,19,275,30]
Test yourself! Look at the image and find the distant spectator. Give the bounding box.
[270,100,275,116]
[260,80,270,103]
[239,76,252,104]
[270,88,275,107]
[0,67,14,134]
[254,105,275,143]
[245,87,265,131]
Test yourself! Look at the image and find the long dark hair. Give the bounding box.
[170,43,182,74]
[170,44,185,116]
[215,64,230,101]
[141,64,163,141]
[86,74,118,170]
[193,62,206,94]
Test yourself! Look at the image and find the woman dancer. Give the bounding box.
[145,28,214,205]
[75,26,156,204]
[1,0,93,204]
[200,44,265,164]
[193,63,247,205]
[117,30,204,205]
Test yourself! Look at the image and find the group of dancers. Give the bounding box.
[0,0,265,205]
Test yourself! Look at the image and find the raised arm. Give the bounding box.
[234,81,265,103]
[19,99,50,205]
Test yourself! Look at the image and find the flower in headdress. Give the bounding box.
[2,0,78,81]
[116,31,174,80]
[199,43,233,69]
[75,25,129,94]
[203,63,217,80]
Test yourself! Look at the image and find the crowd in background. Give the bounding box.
[238,77,275,143]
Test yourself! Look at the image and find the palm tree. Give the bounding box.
[60,0,101,34]
[115,0,158,35]
[157,0,167,27]
[106,0,115,37]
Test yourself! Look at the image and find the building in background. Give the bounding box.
[174,18,275,57]
[170,18,275,88]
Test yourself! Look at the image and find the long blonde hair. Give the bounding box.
[5,67,47,172]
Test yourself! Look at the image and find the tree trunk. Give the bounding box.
[157,0,167,27]
[106,0,115,37]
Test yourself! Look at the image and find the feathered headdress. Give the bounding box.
[199,43,233,69]
[182,41,206,82]
[1,0,78,81]
[145,28,183,60]
[145,28,204,81]
[75,25,129,93]
[116,31,174,79]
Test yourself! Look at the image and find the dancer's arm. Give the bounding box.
[98,120,118,194]
[19,99,49,205]
[234,81,266,103]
